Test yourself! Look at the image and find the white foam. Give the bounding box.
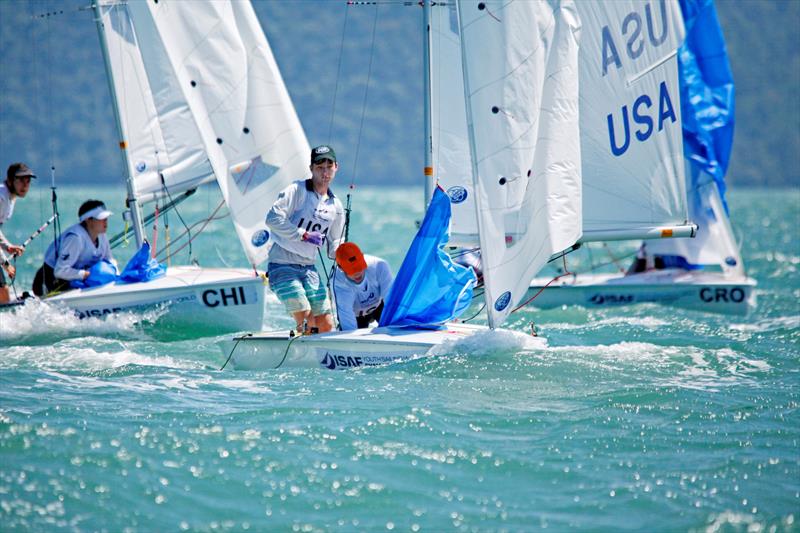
[0,298,164,342]
[2,342,201,372]
[546,315,671,330]
[548,341,771,390]
[427,327,548,357]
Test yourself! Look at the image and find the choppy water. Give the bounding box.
[1,185,798,531]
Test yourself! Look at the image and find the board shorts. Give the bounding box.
[267,262,331,316]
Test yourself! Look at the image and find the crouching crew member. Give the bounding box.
[333,242,393,331]
[33,200,115,296]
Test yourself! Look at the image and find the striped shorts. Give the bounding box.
[267,262,331,316]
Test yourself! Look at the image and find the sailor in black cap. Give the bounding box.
[0,162,36,303]
[265,145,345,334]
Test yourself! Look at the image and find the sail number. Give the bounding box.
[202,286,251,307]
[601,0,677,157]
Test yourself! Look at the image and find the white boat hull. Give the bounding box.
[527,269,756,315]
[220,322,490,370]
[41,266,267,332]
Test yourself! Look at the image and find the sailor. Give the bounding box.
[453,248,483,287]
[0,162,36,303]
[265,145,345,334]
[628,243,655,274]
[332,242,394,331]
[32,200,116,296]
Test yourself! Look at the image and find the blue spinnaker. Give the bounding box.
[379,187,476,327]
[70,260,119,289]
[678,0,735,213]
[119,241,166,283]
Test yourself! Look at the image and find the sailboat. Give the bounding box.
[7,0,311,332]
[526,0,756,315]
[220,0,695,370]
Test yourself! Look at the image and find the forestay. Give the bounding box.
[126,0,311,267]
[576,0,691,241]
[457,0,583,327]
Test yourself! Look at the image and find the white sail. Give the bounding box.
[457,0,583,328]
[648,166,744,276]
[430,4,478,247]
[98,1,216,203]
[129,0,311,266]
[576,0,691,241]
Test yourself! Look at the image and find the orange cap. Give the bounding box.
[336,242,367,277]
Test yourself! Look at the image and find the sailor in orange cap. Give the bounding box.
[332,242,394,331]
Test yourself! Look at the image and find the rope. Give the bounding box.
[461,302,486,323]
[158,176,195,263]
[275,333,303,369]
[220,333,252,371]
[512,254,575,313]
[151,203,159,257]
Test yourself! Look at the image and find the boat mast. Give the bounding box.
[92,2,146,248]
[422,0,434,208]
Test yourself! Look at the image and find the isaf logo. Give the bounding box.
[589,293,634,305]
[321,352,364,370]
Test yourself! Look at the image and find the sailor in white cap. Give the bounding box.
[33,199,116,296]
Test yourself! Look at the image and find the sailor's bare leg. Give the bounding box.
[311,313,334,333]
[292,310,311,333]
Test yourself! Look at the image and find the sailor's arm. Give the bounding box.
[265,184,305,242]
[99,237,117,269]
[376,259,394,300]
[53,235,89,281]
[0,228,21,256]
[333,274,358,331]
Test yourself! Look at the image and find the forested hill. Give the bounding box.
[0,0,797,188]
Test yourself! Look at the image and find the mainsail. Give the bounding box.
[98,0,310,266]
[576,0,692,241]
[434,0,693,250]
[457,0,583,328]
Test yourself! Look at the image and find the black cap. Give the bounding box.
[310,145,336,164]
[7,162,37,180]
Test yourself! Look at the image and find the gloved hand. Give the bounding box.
[303,231,324,246]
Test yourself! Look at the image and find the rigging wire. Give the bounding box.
[327,3,351,143]
[349,2,380,189]
[159,177,195,263]
[155,200,228,262]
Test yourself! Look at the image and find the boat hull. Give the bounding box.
[220,322,489,370]
[39,266,266,332]
[527,269,756,315]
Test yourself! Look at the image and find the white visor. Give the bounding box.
[79,206,113,222]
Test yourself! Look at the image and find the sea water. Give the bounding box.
[1,185,797,531]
